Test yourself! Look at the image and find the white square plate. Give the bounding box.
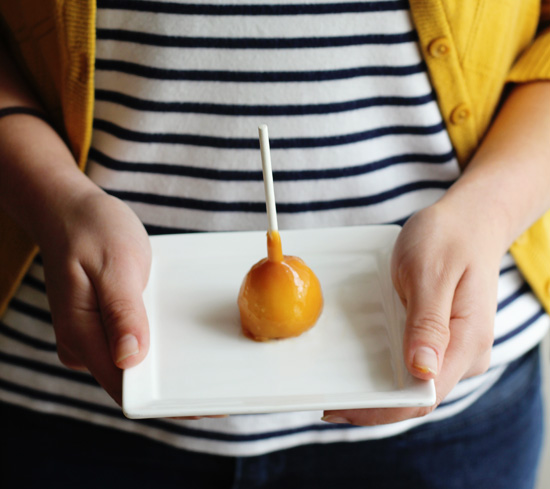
[122,225,435,419]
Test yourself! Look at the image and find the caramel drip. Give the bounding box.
[267,230,283,263]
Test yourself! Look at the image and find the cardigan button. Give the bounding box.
[450,103,471,125]
[428,37,451,58]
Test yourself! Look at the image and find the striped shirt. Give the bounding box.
[1,0,548,457]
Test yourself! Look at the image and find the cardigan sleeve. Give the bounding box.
[507,3,550,314]
[507,2,550,83]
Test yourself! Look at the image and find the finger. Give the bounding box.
[92,255,150,369]
[401,269,458,380]
[322,405,433,427]
[73,308,124,404]
[56,344,88,372]
[444,266,495,379]
[464,350,492,379]
[322,321,464,427]
[325,269,496,427]
[49,265,125,404]
[324,284,456,425]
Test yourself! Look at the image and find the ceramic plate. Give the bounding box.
[122,225,435,419]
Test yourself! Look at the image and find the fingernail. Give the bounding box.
[321,415,351,425]
[115,334,139,364]
[413,346,438,375]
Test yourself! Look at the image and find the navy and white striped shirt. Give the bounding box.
[1,0,548,456]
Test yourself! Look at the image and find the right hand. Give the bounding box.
[39,190,152,405]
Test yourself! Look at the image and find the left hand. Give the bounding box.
[323,199,505,425]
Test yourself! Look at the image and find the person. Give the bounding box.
[1,0,550,487]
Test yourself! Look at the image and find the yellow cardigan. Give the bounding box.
[1,0,550,316]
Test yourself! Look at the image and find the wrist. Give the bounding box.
[31,171,105,249]
[444,81,550,251]
[0,111,104,246]
[433,174,513,259]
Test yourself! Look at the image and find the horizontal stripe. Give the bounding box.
[493,308,547,346]
[99,200,435,233]
[499,264,518,276]
[144,223,200,236]
[96,6,415,42]
[88,167,456,211]
[94,71,433,107]
[0,323,56,352]
[96,1,409,16]
[0,377,130,425]
[106,179,454,212]
[0,351,98,387]
[22,275,47,294]
[497,283,531,312]
[92,105,447,149]
[390,215,409,227]
[88,135,454,179]
[89,147,455,181]
[94,89,436,116]
[9,298,52,324]
[0,351,351,441]
[96,29,417,49]
[93,118,445,149]
[95,59,425,82]
[0,378,361,442]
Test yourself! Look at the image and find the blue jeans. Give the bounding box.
[1,347,544,489]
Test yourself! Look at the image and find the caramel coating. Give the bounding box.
[238,231,323,341]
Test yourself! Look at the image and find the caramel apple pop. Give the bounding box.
[238,125,323,341]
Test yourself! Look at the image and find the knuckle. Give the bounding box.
[408,312,449,344]
[460,321,494,360]
[101,299,137,330]
[415,405,436,418]
[58,357,81,371]
[51,317,73,345]
[397,252,452,290]
[477,329,495,354]
[467,354,492,378]
[56,350,71,368]
[56,345,82,370]
[60,259,90,290]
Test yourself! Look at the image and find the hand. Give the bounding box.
[38,189,230,423]
[321,81,550,426]
[323,201,505,425]
[39,190,152,405]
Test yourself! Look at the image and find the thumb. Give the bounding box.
[402,278,455,380]
[94,263,150,369]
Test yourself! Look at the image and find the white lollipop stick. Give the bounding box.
[258,124,278,233]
